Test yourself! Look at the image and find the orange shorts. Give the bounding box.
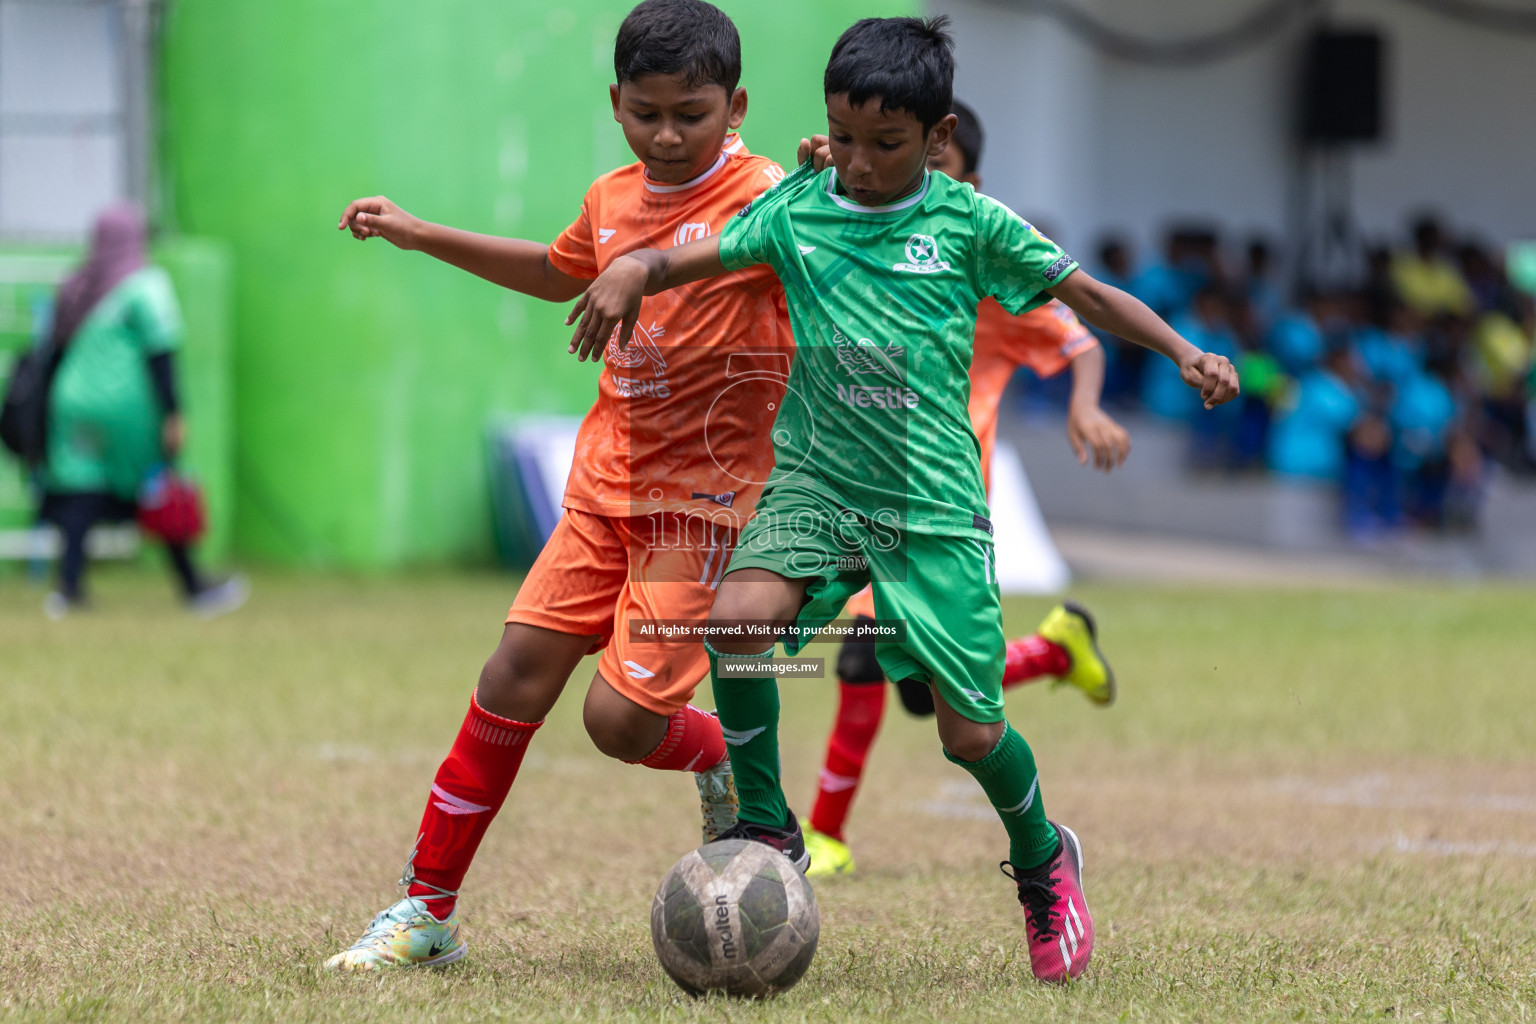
[506,509,735,715]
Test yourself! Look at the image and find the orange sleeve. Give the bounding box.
[1004,301,1099,380]
[547,193,600,280]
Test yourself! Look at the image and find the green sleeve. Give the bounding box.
[127,266,184,355]
[718,159,818,273]
[972,194,1078,316]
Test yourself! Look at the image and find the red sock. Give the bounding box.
[809,681,887,842]
[406,694,541,918]
[626,704,726,772]
[1002,634,1071,687]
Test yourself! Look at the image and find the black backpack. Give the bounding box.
[0,342,62,466]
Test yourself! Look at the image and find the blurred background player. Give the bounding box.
[324,0,793,971]
[36,204,247,620]
[800,99,1130,879]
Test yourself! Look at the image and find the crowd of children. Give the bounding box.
[1080,216,1535,539]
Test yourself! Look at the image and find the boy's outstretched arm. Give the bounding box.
[564,236,729,361]
[1048,269,1240,409]
[338,196,585,302]
[1064,344,1131,472]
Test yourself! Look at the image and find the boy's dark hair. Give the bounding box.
[950,98,984,174]
[823,16,954,133]
[614,0,741,94]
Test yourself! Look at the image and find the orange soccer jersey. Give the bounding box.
[509,137,791,711]
[547,134,793,527]
[968,297,1096,491]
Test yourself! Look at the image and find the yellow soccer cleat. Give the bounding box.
[1037,602,1116,707]
[802,827,856,879]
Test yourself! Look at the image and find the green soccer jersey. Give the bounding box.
[718,161,1079,537]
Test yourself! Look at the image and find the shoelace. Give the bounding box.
[396,835,458,912]
[1000,860,1061,943]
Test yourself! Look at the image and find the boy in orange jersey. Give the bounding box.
[323,0,795,970]
[800,100,1132,878]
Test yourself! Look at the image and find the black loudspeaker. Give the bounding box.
[1299,30,1384,144]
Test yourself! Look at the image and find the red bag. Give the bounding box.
[138,469,206,544]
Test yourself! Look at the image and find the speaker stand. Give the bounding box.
[1290,143,1366,295]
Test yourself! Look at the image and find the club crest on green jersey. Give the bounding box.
[893,234,950,275]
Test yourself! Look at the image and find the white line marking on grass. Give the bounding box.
[1271,774,1536,814]
[1373,834,1536,859]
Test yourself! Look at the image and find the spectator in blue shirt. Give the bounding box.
[1144,285,1240,426]
[1393,349,1465,527]
[1354,303,1424,390]
[1268,344,1363,481]
[1267,291,1330,377]
[1244,238,1286,338]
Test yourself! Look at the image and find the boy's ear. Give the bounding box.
[728,87,748,130]
[610,83,622,122]
[925,113,959,159]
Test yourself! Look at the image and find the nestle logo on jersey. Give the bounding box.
[613,375,671,398]
[836,382,919,410]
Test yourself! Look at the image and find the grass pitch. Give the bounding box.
[3,568,1534,1022]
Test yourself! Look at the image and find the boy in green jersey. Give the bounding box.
[568,16,1239,983]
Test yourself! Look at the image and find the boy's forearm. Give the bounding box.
[613,248,675,296]
[621,236,728,295]
[411,222,582,302]
[1067,343,1106,410]
[1051,273,1199,365]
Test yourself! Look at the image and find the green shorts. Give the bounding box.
[727,481,1006,723]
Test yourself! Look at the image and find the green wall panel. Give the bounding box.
[160,0,915,567]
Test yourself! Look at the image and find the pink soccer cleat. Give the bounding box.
[1002,821,1094,983]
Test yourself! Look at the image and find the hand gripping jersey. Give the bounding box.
[718,162,1079,537]
[547,135,793,526]
[970,299,1096,490]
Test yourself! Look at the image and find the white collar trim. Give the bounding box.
[825,170,930,214]
[643,152,727,193]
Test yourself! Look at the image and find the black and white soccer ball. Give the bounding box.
[650,839,819,998]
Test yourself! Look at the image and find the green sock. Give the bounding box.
[945,724,1059,869]
[705,641,789,829]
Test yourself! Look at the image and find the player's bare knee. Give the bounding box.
[583,673,670,761]
[477,644,538,703]
[938,716,1004,763]
[475,651,522,715]
[708,573,801,656]
[475,626,583,720]
[582,702,656,761]
[706,602,775,656]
